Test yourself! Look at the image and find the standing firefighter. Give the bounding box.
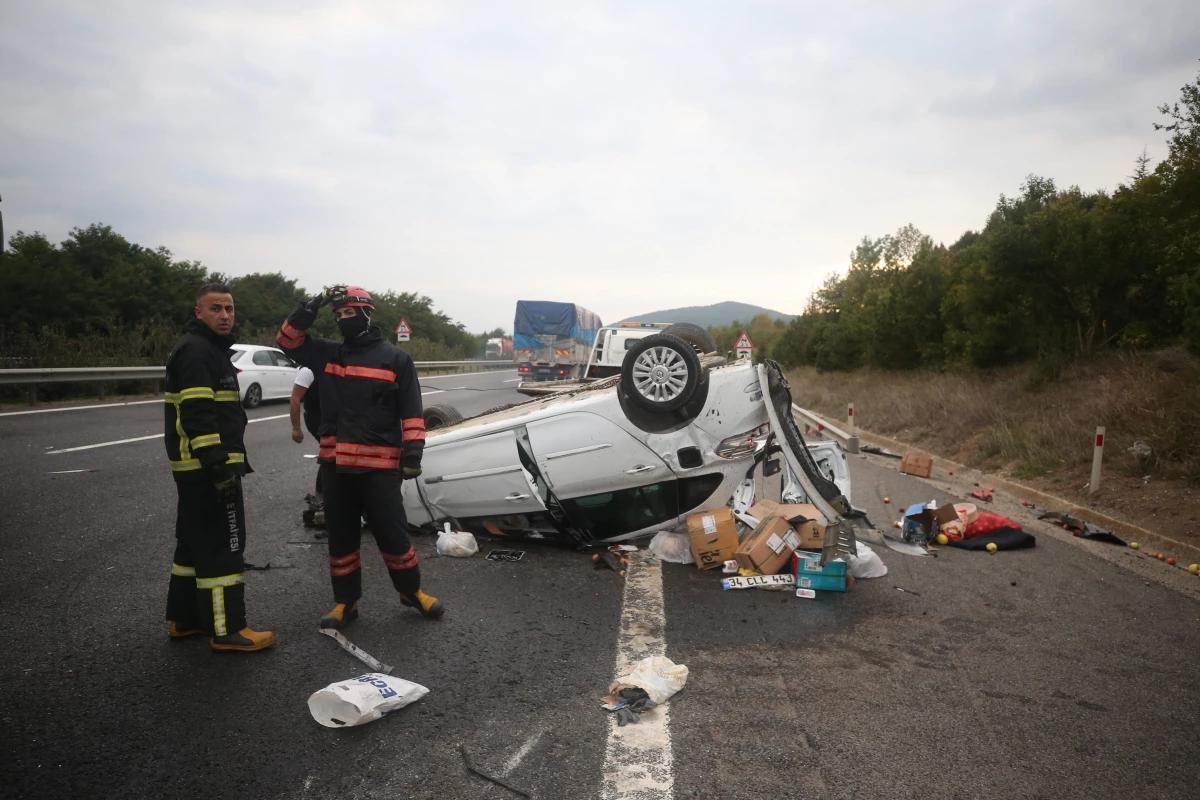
[164,284,275,652]
[277,285,443,628]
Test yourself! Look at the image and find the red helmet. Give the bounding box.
[332,285,374,311]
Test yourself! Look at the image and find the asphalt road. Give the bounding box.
[1,371,1198,800]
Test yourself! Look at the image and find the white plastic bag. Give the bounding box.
[847,540,888,579]
[436,523,478,557]
[308,673,429,728]
[649,531,694,564]
[615,656,689,705]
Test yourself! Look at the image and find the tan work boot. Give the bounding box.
[168,621,201,639]
[211,627,276,652]
[319,602,358,629]
[399,590,444,619]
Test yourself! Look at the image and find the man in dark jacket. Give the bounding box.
[164,283,274,652]
[277,285,443,628]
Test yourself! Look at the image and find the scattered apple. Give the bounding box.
[1167,558,1176,566]
[1129,542,1139,550]
[936,534,949,545]
[884,497,891,504]
[1189,564,1200,575]
[986,543,998,553]
[1157,553,1166,561]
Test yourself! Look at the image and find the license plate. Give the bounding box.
[487,550,525,562]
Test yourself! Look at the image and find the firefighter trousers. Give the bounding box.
[322,465,420,604]
[165,479,248,637]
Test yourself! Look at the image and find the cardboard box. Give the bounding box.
[901,503,960,545]
[748,500,826,551]
[899,453,934,478]
[686,508,739,570]
[795,551,848,577]
[734,515,798,575]
[796,573,848,592]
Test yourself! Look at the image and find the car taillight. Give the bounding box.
[714,423,770,459]
[558,369,567,375]
[519,366,530,373]
[236,368,242,374]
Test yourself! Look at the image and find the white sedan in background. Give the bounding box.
[230,344,299,408]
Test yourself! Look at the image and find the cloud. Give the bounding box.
[1,0,1197,331]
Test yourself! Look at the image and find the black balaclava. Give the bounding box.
[337,306,372,340]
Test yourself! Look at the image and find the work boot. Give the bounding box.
[168,621,201,639]
[319,602,358,629]
[210,627,276,652]
[399,590,444,619]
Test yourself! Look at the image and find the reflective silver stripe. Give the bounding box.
[170,459,202,472]
[191,433,221,449]
[178,387,215,401]
[171,563,196,577]
[215,390,241,402]
[226,452,245,464]
[196,574,245,590]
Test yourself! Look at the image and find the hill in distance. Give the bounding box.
[622,301,796,328]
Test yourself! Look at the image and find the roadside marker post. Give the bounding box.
[1090,426,1105,495]
[847,403,855,436]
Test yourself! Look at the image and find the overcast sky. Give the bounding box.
[2,1,1197,332]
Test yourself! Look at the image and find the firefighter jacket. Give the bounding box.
[164,319,251,482]
[276,305,425,473]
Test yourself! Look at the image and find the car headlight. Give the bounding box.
[714,423,770,459]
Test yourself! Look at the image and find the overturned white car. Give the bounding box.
[407,333,868,562]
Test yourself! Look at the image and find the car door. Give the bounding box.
[415,429,548,520]
[248,349,278,395]
[270,350,300,398]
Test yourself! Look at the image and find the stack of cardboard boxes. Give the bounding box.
[683,499,850,594]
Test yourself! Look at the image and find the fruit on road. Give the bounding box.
[1130,542,1139,550]
[1189,564,1200,575]
[986,543,998,553]
[1167,558,1176,566]
[936,534,949,545]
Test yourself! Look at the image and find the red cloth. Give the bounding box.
[964,511,1022,538]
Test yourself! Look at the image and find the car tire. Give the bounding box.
[661,323,717,354]
[621,333,701,413]
[423,403,464,430]
[243,383,262,409]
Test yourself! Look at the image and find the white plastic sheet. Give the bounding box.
[615,656,689,705]
[648,531,694,564]
[436,523,479,557]
[847,541,888,579]
[308,673,429,728]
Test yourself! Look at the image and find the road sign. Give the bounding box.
[395,319,411,342]
[735,331,754,359]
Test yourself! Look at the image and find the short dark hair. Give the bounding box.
[196,283,232,306]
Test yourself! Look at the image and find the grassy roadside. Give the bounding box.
[785,349,1200,545]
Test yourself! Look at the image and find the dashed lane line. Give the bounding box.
[600,553,674,799]
[44,414,290,455]
[0,399,161,418]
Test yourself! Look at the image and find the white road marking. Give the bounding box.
[420,390,444,396]
[503,378,522,383]
[501,730,544,776]
[419,370,516,381]
[44,413,289,454]
[600,553,674,800]
[0,399,160,418]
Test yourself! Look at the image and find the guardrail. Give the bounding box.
[0,361,514,404]
[791,403,860,454]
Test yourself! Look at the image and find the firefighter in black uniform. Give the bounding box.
[277,285,443,628]
[164,283,275,652]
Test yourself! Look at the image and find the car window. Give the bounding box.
[230,350,247,362]
[678,473,725,512]
[252,350,274,366]
[271,351,296,368]
[560,480,679,537]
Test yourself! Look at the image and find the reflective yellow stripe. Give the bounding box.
[170,459,202,472]
[191,433,221,449]
[196,573,244,590]
[226,452,245,464]
[164,392,181,403]
[212,586,226,636]
[171,563,196,577]
[215,390,241,402]
[179,386,215,401]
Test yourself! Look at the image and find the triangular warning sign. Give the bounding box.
[735,331,754,349]
[395,319,411,336]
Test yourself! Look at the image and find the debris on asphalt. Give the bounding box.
[592,549,630,576]
[609,655,689,705]
[1037,511,1127,546]
[685,508,738,568]
[486,549,525,562]
[319,628,395,674]
[649,530,695,564]
[845,541,888,579]
[307,672,427,728]
[460,744,532,798]
[795,588,817,599]
[899,453,934,477]
[895,586,921,596]
[601,686,659,726]
[436,523,478,557]
[862,445,902,459]
[946,527,1036,552]
[46,469,98,474]
[722,559,739,573]
[970,489,994,502]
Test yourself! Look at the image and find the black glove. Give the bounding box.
[402,466,422,481]
[303,285,349,313]
[210,462,240,505]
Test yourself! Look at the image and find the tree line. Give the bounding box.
[0,224,503,367]
[773,68,1200,372]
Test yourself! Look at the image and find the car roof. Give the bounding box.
[230,344,281,352]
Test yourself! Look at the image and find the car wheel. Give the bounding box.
[423,403,464,430]
[661,323,717,354]
[243,383,262,409]
[622,333,701,413]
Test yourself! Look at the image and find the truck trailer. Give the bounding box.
[513,300,603,381]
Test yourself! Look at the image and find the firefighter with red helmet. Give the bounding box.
[276,285,443,627]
